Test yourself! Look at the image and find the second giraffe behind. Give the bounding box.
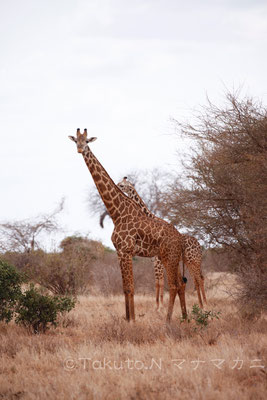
[117,177,207,309]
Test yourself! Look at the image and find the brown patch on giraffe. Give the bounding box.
[97,182,106,193]
[105,193,112,201]
[102,175,108,184]
[90,161,96,172]
[113,197,120,208]
[108,206,115,215]
[110,189,117,197]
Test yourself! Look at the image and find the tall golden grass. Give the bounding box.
[0,273,266,399]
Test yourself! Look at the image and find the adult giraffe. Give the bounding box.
[117,177,207,309]
[69,129,187,322]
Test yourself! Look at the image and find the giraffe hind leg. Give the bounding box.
[177,278,187,319]
[200,275,207,305]
[154,257,164,311]
[163,257,187,322]
[194,278,204,308]
[186,261,204,308]
[155,274,164,311]
[155,278,160,310]
[159,274,164,308]
[166,285,177,322]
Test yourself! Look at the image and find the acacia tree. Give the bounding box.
[161,92,267,312]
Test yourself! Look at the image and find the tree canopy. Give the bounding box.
[161,92,267,274]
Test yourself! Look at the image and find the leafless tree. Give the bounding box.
[0,199,64,253]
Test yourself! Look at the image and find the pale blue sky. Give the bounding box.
[0,0,266,248]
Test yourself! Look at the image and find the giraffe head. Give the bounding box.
[117,177,136,197]
[69,128,97,153]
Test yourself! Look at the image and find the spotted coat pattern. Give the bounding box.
[117,177,207,309]
[69,129,187,322]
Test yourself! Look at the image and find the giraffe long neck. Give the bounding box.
[123,186,155,219]
[82,147,135,223]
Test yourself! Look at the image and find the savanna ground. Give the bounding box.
[0,272,266,400]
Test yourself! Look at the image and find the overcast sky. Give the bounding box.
[0,0,267,248]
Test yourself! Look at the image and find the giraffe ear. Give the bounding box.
[68,136,77,143]
[86,137,97,143]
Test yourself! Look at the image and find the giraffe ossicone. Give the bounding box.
[69,129,187,322]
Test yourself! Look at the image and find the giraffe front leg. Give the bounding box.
[118,252,135,322]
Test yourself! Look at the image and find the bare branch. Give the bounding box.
[0,199,64,252]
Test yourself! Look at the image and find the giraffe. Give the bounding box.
[99,209,167,310]
[68,129,187,322]
[117,177,207,309]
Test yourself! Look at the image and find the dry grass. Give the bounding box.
[0,273,266,400]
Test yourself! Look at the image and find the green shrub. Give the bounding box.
[182,304,221,329]
[0,260,26,323]
[15,284,75,333]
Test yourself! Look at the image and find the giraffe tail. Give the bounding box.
[182,258,187,283]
